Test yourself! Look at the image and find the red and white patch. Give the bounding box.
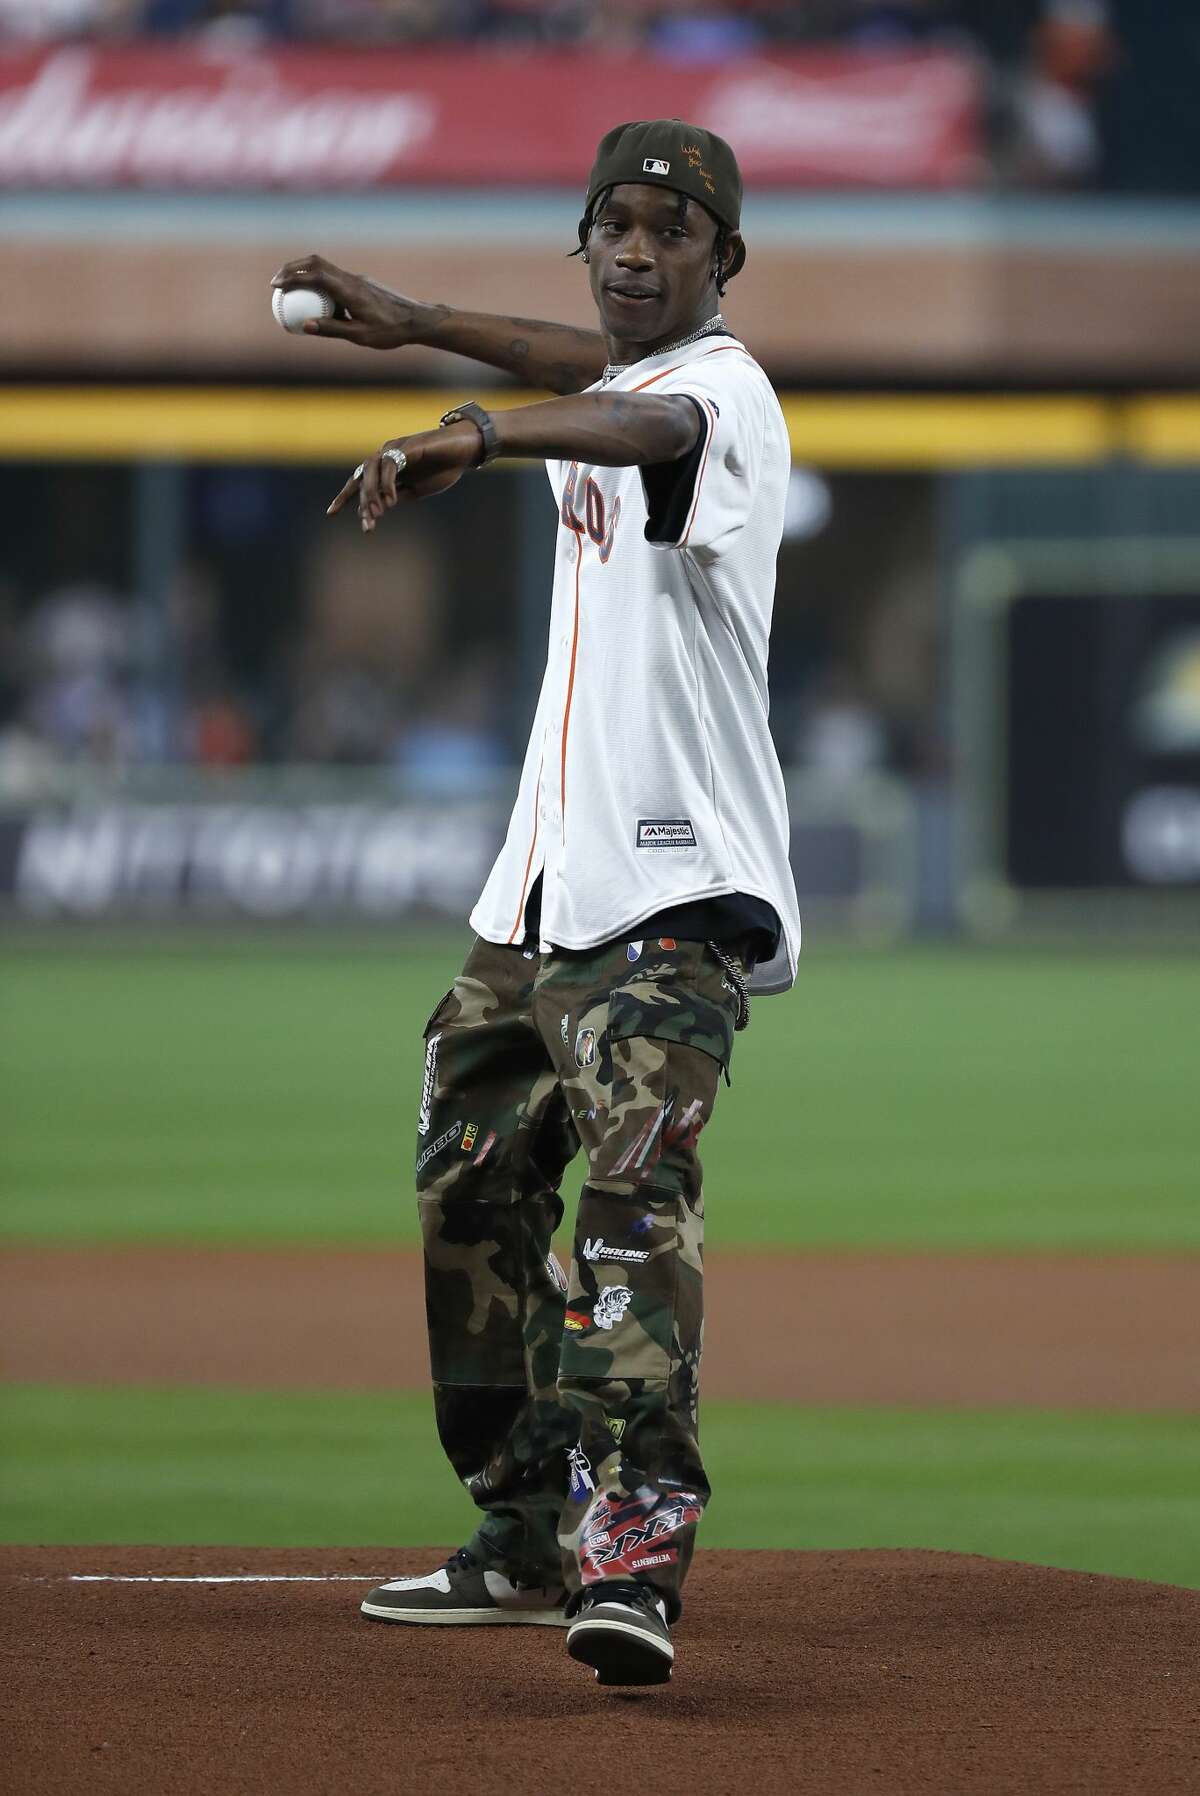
[579,1487,703,1582]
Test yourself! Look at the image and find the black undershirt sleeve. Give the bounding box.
[639,395,710,546]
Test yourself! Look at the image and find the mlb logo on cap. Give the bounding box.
[643,157,670,175]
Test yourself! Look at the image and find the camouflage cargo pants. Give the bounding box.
[414,931,744,1621]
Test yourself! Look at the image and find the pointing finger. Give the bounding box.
[326,470,360,517]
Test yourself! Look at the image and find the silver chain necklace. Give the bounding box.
[601,312,728,385]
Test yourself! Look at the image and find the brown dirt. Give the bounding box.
[3,1247,1198,1409]
[4,1545,1198,1796]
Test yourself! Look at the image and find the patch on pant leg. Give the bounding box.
[559,1187,677,1377]
[417,1031,442,1137]
[579,1486,703,1581]
[567,1443,596,1502]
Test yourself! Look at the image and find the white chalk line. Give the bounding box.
[64,1573,384,1584]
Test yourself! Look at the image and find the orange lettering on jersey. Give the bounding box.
[561,461,585,535]
[585,476,605,544]
[582,475,622,564]
[598,495,621,564]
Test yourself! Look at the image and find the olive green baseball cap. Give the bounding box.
[579,119,747,278]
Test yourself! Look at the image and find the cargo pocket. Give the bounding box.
[591,968,735,1189]
[605,961,737,1082]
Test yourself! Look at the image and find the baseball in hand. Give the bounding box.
[272,286,335,334]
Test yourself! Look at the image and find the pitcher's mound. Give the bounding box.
[5,1546,1198,1794]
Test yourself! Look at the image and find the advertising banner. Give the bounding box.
[0,784,913,927]
[1006,594,1200,889]
[0,45,981,190]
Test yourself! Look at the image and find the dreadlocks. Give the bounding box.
[572,186,735,296]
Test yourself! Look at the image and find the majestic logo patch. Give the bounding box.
[636,818,697,851]
[583,1237,650,1265]
[643,156,670,175]
[575,1026,597,1069]
[416,1120,462,1173]
[593,1285,634,1331]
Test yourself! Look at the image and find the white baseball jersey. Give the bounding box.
[469,332,801,993]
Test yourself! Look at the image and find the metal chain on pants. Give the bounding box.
[705,940,750,1032]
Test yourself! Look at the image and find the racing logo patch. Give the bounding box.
[583,1237,649,1266]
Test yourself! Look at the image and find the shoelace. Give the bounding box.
[584,1580,661,1617]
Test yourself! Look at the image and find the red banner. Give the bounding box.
[0,45,980,190]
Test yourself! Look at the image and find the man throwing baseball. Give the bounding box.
[272,120,800,1688]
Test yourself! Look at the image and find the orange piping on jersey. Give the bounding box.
[629,345,746,394]
[559,530,584,839]
[682,395,719,546]
[506,750,543,944]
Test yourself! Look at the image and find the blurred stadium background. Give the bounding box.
[1,1,1198,1588]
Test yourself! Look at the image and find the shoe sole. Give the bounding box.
[361,1600,568,1627]
[566,1614,674,1685]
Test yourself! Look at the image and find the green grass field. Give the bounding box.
[4,1387,1198,1588]
[3,939,1197,1249]
[3,939,1197,1577]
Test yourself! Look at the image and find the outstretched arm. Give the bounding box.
[270,254,607,394]
[329,391,699,531]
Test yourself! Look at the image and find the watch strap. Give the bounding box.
[439,400,500,465]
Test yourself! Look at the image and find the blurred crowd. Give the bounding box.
[0,569,514,788]
[0,462,940,793]
[0,3,1191,194]
[0,1,1118,59]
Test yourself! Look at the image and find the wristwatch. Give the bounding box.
[439,400,500,465]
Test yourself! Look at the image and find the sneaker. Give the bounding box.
[361,1548,568,1627]
[566,1582,674,1685]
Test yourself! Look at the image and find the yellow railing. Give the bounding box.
[0,387,1196,467]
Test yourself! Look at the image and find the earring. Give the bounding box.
[581,251,590,263]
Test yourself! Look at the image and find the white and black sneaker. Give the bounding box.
[566,1582,674,1685]
[361,1547,568,1626]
